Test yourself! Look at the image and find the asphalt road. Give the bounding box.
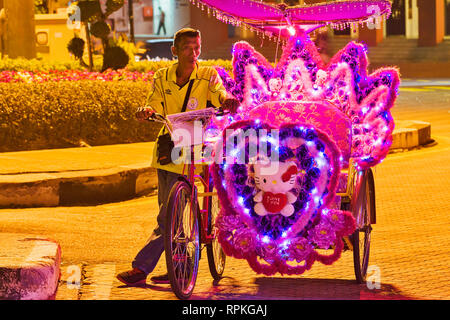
[0,81,449,300]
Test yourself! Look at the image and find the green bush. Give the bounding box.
[0,58,235,152]
[0,81,162,152]
[0,57,83,72]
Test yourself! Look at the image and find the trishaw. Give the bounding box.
[148,0,399,299]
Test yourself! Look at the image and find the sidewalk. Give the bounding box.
[0,142,157,208]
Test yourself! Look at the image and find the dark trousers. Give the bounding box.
[132,169,181,275]
[157,22,166,35]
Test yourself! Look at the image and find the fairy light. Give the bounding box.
[287,26,296,36]
[316,156,326,168]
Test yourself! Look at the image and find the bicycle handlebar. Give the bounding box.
[144,106,228,123]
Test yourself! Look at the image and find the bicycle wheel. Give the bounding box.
[164,180,200,300]
[351,169,375,284]
[206,185,226,281]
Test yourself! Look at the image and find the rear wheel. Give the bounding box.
[206,185,226,281]
[351,169,375,283]
[164,180,200,299]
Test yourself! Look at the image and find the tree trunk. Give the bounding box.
[85,23,94,71]
[128,0,134,44]
[4,0,36,59]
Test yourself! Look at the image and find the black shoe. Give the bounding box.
[150,273,170,284]
[116,268,147,286]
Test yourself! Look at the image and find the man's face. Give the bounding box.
[172,36,201,65]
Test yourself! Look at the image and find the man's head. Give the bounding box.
[171,28,201,65]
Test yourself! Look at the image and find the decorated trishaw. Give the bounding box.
[149,0,400,299]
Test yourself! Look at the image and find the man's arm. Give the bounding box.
[207,68,240,113]
[136,70,165,120]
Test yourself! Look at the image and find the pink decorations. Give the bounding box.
[186,0,400,278]
[206,2,400,274]
[211,120,356,275]
[215,31,399,169]
[191,0,392,39]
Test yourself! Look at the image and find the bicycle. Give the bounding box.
[147,108,226,299]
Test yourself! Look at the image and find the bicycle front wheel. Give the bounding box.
[164,180,200,300]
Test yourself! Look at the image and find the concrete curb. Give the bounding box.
[0,122,431,209]
[0,165,158,208]
[391,120,432,150]
[0,234,61,300]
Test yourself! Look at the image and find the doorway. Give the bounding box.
[387,0,406,35]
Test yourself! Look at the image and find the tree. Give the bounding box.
[34,0,49,14]
[68,0,128,71]
[67,36,89,68]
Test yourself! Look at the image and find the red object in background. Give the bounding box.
[143,6,153,18]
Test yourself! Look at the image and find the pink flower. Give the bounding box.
[308,219,337,249]
[286,237,313,262]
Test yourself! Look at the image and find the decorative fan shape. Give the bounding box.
[215,31,400,169]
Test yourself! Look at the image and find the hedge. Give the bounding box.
[0,57,234,74]
[0,59,234,152]
[0,81,162,152]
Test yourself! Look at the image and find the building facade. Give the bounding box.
[1,0,448,61]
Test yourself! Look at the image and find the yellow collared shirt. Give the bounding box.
[146,62,228,174]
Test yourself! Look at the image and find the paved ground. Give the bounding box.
[0,82,449,300]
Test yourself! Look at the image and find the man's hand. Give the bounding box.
[221,98,240,114]
[135,107,155,121]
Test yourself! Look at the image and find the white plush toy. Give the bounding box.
[315,69,328,87]
[253,160,299,217]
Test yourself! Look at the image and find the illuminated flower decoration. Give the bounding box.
[216,32,400,170]
[233,228,256,255]
[211,120,356,275]
[324,209,348,231]
[198,0,396,276]
[285,237,313,263]
[308,218,336,249]
[209,25,399,276]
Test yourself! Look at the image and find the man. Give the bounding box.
[156,6,166,35]
[116,28,238,286]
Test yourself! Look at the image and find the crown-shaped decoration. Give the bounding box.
[215,30,400,170]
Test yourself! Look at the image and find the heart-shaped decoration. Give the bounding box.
[262,192,288,214]
[211,118,356,275]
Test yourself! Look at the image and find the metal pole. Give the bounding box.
[128,0,135,43]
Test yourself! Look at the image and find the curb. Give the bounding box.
[0,165,158,208]
[0,234,61,300]
[0,122,431,209]
[391,120,432,150]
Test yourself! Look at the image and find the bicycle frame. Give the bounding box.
[182,144,216,246]
[148,108,227,248]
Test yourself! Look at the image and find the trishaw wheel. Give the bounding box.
[206,186,226,281]
[164,180,200,300]
[351,169,375,284]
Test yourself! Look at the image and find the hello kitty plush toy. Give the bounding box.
[315,69,328,87]
[253,160,299,217]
